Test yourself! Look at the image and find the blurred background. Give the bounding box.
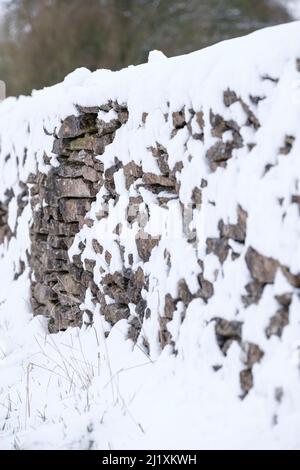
[0,0,298,97]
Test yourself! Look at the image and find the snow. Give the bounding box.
[1,21,300,449]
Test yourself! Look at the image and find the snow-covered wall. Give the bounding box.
[1,22,300,449]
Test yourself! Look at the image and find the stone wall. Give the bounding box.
[29,103,127,332]
[1,24,300,402]
[13,82,296,395]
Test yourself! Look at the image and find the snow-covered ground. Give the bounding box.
[0,21,300,450]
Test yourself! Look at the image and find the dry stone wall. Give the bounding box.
[11,82,295,394]
[1,24,300,402]
[29,103,127,332]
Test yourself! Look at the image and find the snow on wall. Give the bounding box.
[0,22,300,449]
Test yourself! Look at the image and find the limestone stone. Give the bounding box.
[245,247,279,284]
[68,134,113,154]
[59,198,92,223]
[69,150,95,167]
[172,110,186,129]
[266,308,289,338]
[279,135,295,155]
[142,173,175,187]
[242,342,264,367]
[104,303,130,325]
[206,237,230,264]
[97,117,121,136]
[33,283,56,304]
[281,266,300,288]
[242,281,265,307]
[240,369,253,394]
[136,231,160,262]
[82,166,100,183]
[54,178,95,198]
[58,114,97,138]
[219,206,247,243]
[223,89,239,107]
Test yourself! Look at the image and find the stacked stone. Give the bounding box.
[0,201,10,244]
[0,190,13,244]
[29,102,127,332]
[25,88,299,395]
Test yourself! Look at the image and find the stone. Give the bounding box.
[159,316,174,349]
[46,247,69,260]
[291,194,300,209]
[57,292,82,307]
[219,206,247,243]
[49,304,82,332]
[215,318,242,340]
[59,198,92,223]
[197,274,214,301]
[127,268,145,304]
[266,308,289,338]
[223,89,239,107]
[210,111,239,137]
[14,260,26,280]
[206,141,232,166]
[84,259,96,273]
[195,111,205,129]
[142,112,148,124]
[281,266,300,288]
[177,279,193,305]
[275,292,292,308]
[206,237,230,264]
[82,166,100,183]
[172,110,186,129]
[240,369,253,394]
[240,100,260,129]
[56,163,85,179]
[92,239,103,254]
[49,220,80,236]
[52,138,71,156]
[54,178,94,198]
[279,135,295,155]
[245,247,279,284]
[81,270,94,288]
[104,303,130,325]
[52,273,85,296]
[242,342,264,367]
[150,145,170,175]
[127,317,141,343]
[69,150,95,167]
[164,294,176,320]
[97,117,121,136]
[105,251,112,265]
[136,231,160,262]
[123,162,143,189]
[58,114,97,138]
[191,187,202,206]
[76,105,101,114]
[135,299,147,319]
[45,258,69,272]
[68,134,113,154]
[33,283,56,304]
[242,281,265,307]
[142,173,175,188]
[0,201,11,244]
[47,235,73,250]
[215,318,242,354]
